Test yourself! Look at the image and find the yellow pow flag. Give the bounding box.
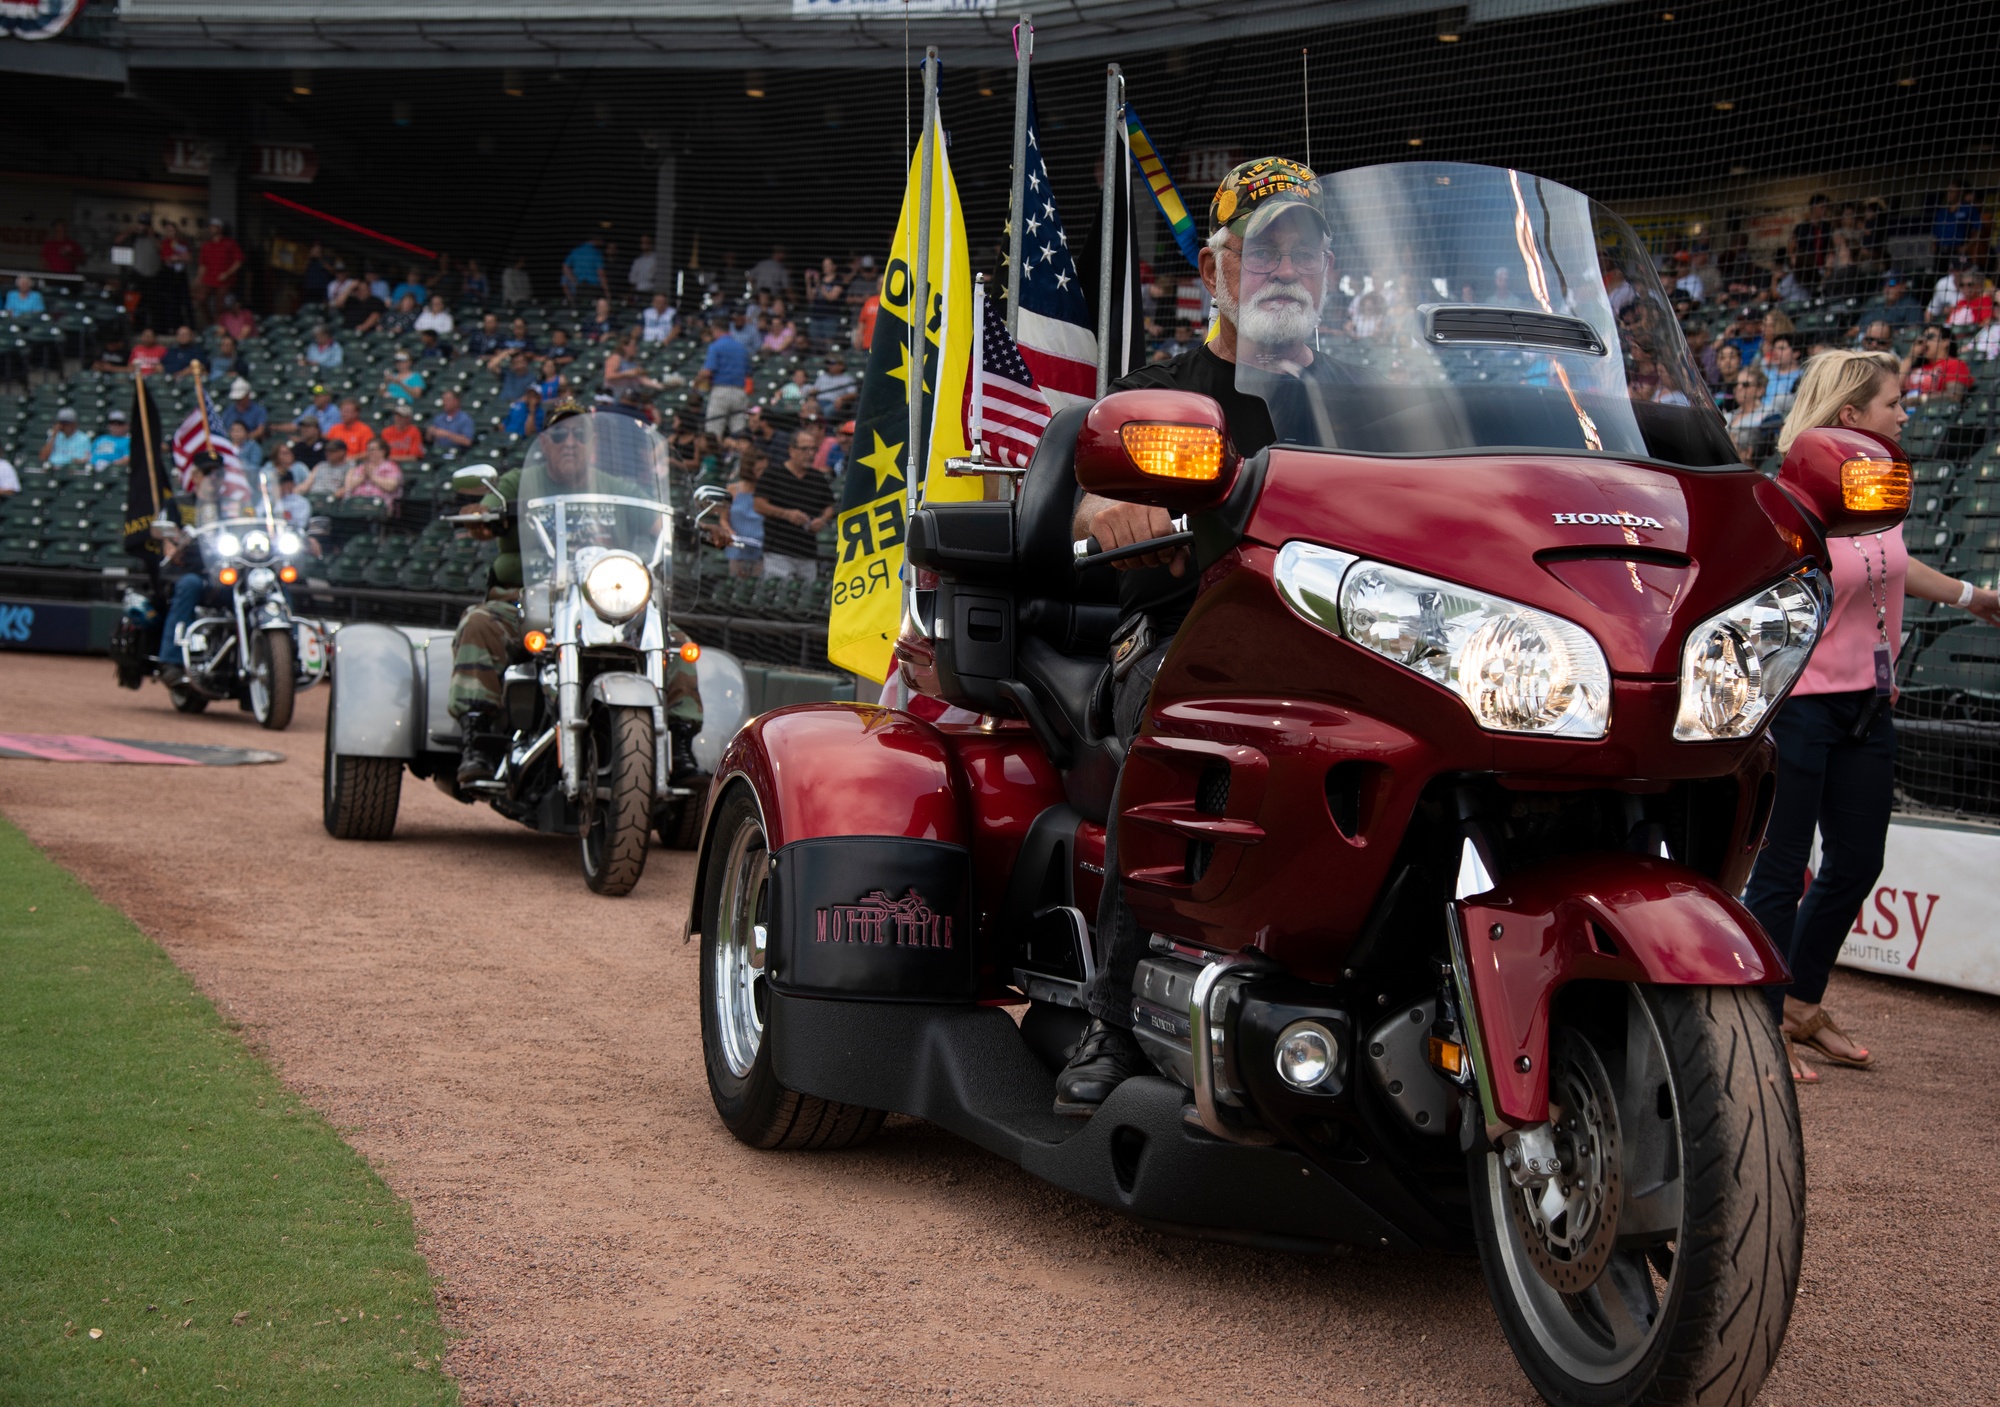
[826,114,979,683]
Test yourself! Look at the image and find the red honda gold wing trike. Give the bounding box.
[687,164,1909,1406]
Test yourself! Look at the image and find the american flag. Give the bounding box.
[170,404,251,504]
[1009,85,1098,411]
[969,285,1053,467]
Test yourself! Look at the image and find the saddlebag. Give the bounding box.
[767,836,976,1001]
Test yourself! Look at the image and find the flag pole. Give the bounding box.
[132,366,161,519]
[1005,16,1033,339]
[1095,63,1122,397]
[908,45,938,526]
[190,361,217,458]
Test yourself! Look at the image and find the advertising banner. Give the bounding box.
[1836,819,2000,998]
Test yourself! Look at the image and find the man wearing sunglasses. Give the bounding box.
[1057,158,1356,1115]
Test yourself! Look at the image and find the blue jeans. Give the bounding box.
[1741,689,1897,1014]
[159,574,206,667]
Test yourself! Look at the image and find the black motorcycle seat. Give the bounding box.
[1017,634,1106,749]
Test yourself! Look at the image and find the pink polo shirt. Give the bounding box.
[1795,526,1907,696]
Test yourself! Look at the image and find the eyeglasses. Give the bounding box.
[1230,242,1329,276]
[1862,337,1888,347]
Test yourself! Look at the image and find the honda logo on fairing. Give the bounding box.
[815,888,954,949]
[1551,511,1665,529]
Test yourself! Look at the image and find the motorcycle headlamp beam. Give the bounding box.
[581,550,652,623]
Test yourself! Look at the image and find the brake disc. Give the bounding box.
[1507,1027,1623,1294]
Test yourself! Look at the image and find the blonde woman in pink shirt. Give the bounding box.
[1743,351,2000,1084]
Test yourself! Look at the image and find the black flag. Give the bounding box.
[123,375,176,565]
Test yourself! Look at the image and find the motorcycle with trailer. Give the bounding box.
[321,413,746,894]
[111,476,326,730]
[685,164,1909,1405]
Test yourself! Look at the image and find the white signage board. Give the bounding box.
[1835,818,2000,997]
[793,0,995,15]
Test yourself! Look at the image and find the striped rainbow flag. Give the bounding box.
[1125,107,1201,270]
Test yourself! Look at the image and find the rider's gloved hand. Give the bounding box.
[1081,496,1187,575]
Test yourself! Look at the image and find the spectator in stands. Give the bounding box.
[90,409,131,471]
[310,438,350,493]
[1945,269,1994,329]
[461,258,491,304]
[1932,182,1979,273]
[41,218,83,275]
[288,385,340,444]
[0,453,16,500]
[1970,315,2000,363]
[228,420,264,473]
[130,328,166,377]
[1711,343,1743,410]
[562,235,609,302]
[1927,257,1973,320]
[817,419,851,479]
[222,379,267,442]
[503,382,546,438]
[805,257,845,347]
[723,307,758,355]
[416,294,455,338]
[1748,350,2000,1085]
[628,234,658,298]
[503,257,533,305]
[195,218,244,325]
[42,408,91,470]
[642,293,677,345]
[464,313,504,358]
[382,350,426,405]
[725,449,766,577]
[779,366,811,409]
[382,401,425,464]
[161,325,203,379]
[602,332,661,400]
[750,246,789,298]
[1855,320,1895,356]
[273,462,313,532]
[341,284,385,335]
[215,294,255,342]
[1683,319,1722,392]
[853,288,880,353]
[327,398,377,458]
[1852,272,1921,339]
[1761,335,1804,415]
[207,334,249,386]
[417,328,450,362]
[5,274,44,316]
[327,260,360,307]
[427,390,476,456]
[300,242,333,304]
[300,323,343,371]
[811,355,857,418]
[753,426,833,582]
[701,325,752,437]
[762,317,798,355]
[585,297,615,342]
[545,328,578,367]
[382,293,419,338]
[1902,326,1973,402]
[534,358,563,401]
[1726,367,1771,452]
[1787,194,1832,290]
[363,265,391,302]
[338,440,403,507]
[390,267,427,306]
[93,332,131,374]
[495,350,536,404]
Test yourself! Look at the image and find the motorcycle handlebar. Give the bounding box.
[1072,516,1191,570]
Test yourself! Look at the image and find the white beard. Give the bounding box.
[1216,277,1322,349]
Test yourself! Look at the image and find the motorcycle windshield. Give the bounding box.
[517,412,674,627]
[1225,162,1736,470]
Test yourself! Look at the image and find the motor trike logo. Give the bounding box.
[1550,511,1665,530]
[815,888,954,949]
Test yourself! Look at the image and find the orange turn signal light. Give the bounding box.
[523,630,549,654]
[679,640,702,664]
[1427,1036,1467,1078]
[278,564,298,583]
[1120,422,1224,481]
[1841,456,1910,513]
[217,567,239,585]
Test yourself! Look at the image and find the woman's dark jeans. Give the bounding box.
[1742,689,1897,1018]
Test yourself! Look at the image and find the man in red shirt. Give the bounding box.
[41,219,84,275]
[381,401,425,464]
[196,218,245,326]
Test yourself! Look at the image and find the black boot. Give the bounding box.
[1053,1018,1150,1117]
[456,706,501,786]
[668,717,703,783]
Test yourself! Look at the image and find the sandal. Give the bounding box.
[1785,1036,1819,1085]
[1786,1007,1874,1069]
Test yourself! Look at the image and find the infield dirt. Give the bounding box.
[2,652,1995,1405]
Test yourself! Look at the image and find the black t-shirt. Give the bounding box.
[757,463,833,561]
[1102,344,1344,626]
[340,295,384,331]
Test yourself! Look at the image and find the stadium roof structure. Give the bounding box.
[11,0,1623,78]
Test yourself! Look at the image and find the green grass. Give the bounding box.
[0,816,458,1405]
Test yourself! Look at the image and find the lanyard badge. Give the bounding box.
[1854,534,1893,697]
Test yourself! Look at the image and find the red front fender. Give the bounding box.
[1455,854,1787,1127]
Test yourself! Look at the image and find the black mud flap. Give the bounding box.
[768,837,975,1001]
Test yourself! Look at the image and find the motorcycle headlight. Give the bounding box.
[215,531,241,558]
[240,530,272,561]
[245,566,277,594]
[277,530,303,557]
[1274,543,1611,739]
[582,551,652,622]
[1673,572,1825,741]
